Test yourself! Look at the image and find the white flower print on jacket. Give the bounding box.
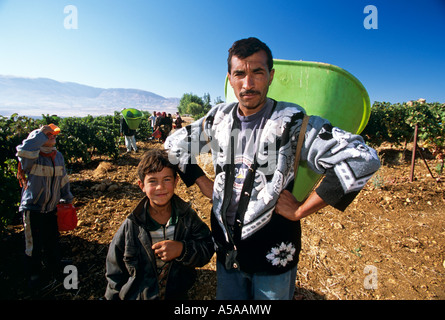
[266,242,296,267]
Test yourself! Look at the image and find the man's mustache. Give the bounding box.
[240,90,260,96]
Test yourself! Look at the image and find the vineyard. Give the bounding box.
[0,111,153,231]
[361,101,445,155]
[0,101,444,300]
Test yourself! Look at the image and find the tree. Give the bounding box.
[177,93,204,115]
[178,93,213,119]
[214,96,224,105]
[203,93,211,109]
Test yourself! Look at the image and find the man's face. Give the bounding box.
[228,50,274,116]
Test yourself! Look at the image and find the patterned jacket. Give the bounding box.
[165,99,380,274]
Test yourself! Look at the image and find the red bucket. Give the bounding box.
[152,129,162,139]
[57,203,78,231]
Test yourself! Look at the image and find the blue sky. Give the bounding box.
[0,0,444,104]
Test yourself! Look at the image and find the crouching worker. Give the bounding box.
[105,149,214,300]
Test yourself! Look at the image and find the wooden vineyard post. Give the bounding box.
[410,124,418,182]
[409,123,436,182]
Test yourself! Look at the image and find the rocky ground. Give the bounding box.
[1,138,444,300]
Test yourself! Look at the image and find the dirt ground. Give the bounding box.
[1,137,444,300]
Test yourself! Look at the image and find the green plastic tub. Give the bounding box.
[225,59,371,201]
[122,108,142,130]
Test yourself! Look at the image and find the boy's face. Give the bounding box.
[42,133,57,147]
[138,167,178,208]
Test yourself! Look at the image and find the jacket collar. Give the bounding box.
[128,194,192,228]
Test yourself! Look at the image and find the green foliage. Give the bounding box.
[136,110,153,139]
[177,92,213,120]
[0,114,41,165]
[405,103,445,149]
[1,100,443,231]
[0,159,21,234]
[177,93,204,115]
[362,101,445,152]
[370,172,384,189]
[214,96,224,105]
[57,116,95,163]
[0,110,150,231]
[435,162,444,175]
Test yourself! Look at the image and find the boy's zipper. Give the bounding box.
[140,216,180,299]
[164,212,186,297]
[138,228,159,295]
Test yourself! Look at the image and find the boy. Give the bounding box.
[16,124,74,288]
[105,149,214,300]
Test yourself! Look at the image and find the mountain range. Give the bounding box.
[0,75,179,117]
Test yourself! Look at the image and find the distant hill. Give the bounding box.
[0,75,179,117]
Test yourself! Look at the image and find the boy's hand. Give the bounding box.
[40,125,58,138]
[40,125,53,136]
[152,240,184,261]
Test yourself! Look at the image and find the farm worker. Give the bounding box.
[16,124,74,289]
[166,113,173,136]
[164,37,381,300]
[155,112,173,143]
[120,110,138,153]
[149,111,157,132]
[174,112,184,129]
[105,149,214,300]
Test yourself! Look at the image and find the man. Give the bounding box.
[120,109,138,153]
[165,37,380,300]
[174,112,184,129]
[149,111,157,131]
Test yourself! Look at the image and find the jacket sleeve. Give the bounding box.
[164,116,209,187]
[105,222,130,300]
[59,153,74,204]
[16,129,47,172]
[301,116,381,211]
[176,210,215,268]
[120,117,124,134]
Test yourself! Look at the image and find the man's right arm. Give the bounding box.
[195,175,214,199]
[275,190,328,221]
[164,116,213,195]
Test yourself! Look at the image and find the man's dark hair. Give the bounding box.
[227,37,273,73]
[137,148,178,182]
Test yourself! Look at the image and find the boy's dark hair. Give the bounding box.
[137,149,178,182]
[227,37,274,73]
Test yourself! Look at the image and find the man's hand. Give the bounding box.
[275,190,302,221]
[275,190,328,221]
[152,240,184,262]
[195,175,214,199]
